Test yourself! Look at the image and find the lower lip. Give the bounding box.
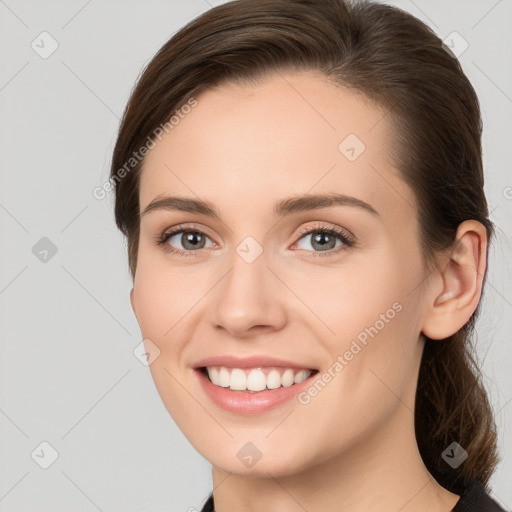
[195,368,319,415]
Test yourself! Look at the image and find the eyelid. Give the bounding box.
[293,221,355,243]
[159,222,217,243]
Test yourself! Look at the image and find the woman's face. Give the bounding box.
[131,71,434,477]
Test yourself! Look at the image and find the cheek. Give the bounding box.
[132,250,207,340]
[292,255,407,343]
[132,263,204,429]
[300,251,422,404]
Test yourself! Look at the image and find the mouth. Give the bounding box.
[192,355,321,414]
[198,365,320,393]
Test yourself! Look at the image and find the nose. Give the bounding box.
[209,247,287,339]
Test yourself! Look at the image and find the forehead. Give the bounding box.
[139,71,416,225]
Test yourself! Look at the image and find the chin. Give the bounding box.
[194,437,318,478]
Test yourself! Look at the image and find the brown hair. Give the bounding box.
[110,0,499,494]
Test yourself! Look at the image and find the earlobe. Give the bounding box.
[421,220,487,340]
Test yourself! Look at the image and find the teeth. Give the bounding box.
[205,366,314,392]
[230,368,247,391]
[247,369,266,391]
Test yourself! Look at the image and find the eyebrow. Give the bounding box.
[140,193,379,219]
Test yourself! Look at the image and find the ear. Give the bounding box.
[421,220,488,340]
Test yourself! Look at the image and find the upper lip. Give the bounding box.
[193,355,318,370]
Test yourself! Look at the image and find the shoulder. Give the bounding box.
[199,485,509,512]
[452,481,509,512]
[199,493,214,512]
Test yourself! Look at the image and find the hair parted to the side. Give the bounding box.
[110,0,499,494]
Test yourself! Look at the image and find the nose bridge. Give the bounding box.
[211,236,286,335]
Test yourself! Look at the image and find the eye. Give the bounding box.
[155,224,216,257]
[155,222,355,258]
[291,223,355,257]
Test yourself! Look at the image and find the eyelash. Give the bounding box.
[155,222,356,258]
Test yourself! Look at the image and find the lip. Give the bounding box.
[194,366,319,415]
[192,354,317,371]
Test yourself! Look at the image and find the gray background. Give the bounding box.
[0,0,510,510]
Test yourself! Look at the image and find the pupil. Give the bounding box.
[184,231,203,249]
[313,232,334,250]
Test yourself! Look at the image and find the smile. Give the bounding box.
[195,365,320,415]
[203,366,316,392]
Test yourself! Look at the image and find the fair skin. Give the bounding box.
[129,71,487,512]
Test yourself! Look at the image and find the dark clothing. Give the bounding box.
[200,480,508,512]
[451,481,508,511]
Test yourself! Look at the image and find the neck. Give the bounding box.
[210,400,460,512]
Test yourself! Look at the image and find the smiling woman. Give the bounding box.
[109,0,506,511]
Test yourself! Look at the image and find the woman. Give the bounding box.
[109,0,507,510]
